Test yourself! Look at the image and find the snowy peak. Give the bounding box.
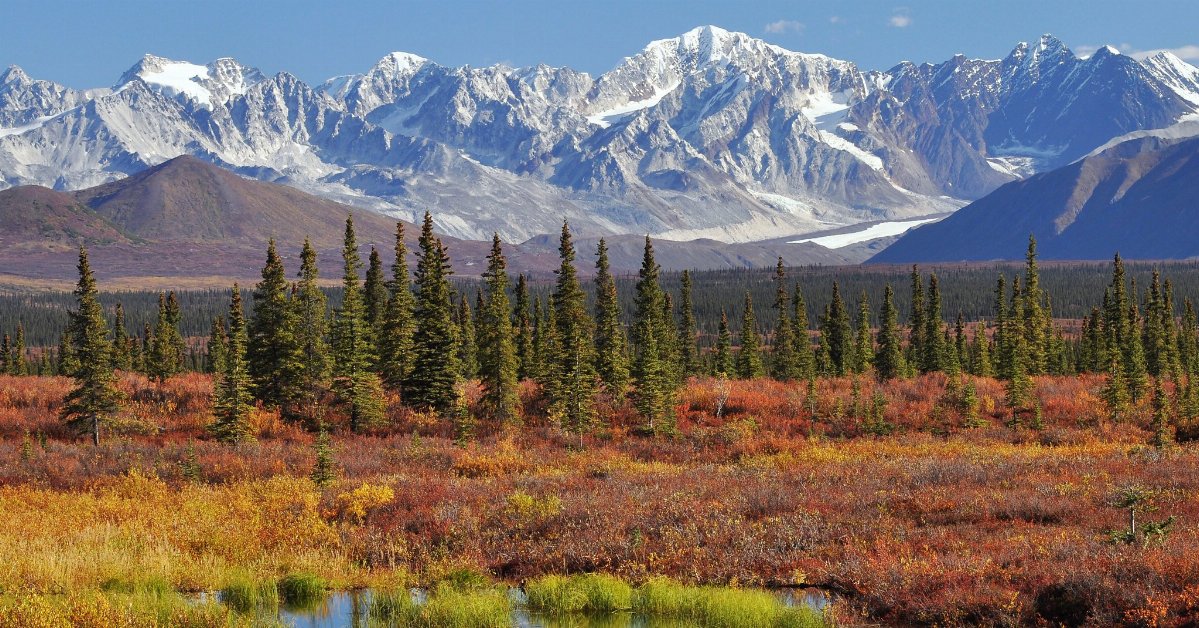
[116,54,265,107]
[1140,51,1199,106]
[0,65,31,87]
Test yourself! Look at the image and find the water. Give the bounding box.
[259,587,830,627]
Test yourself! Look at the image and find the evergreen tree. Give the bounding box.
[57,331,79,376]
[477,234,521,423]
[513,274,534,380]
[770,260,796,380]
[1180,299,1198,374]
[205,316,228,375]
[677,270,699,376]
[791,283,814,380]
[993,275,1010,378]
[363,245,389,347]
[455,295,477,379]
[149,292,183,381]
[593,238,629,395]
[736,292,764,379]
[546,222,596,435]
[631,236,676,433]
[380,223,416,390]
[10,323,26,375]
[954,314,968,374]
[1150,377,1173,449]
[209,285,255,444]
[60,246,123,445]
[247,239,298,407]
[288,238,332,425]
[909,266,926,368]
[972,322,993,378]
[331,216,385,431]
[531,297,546,380]
[922,273,945,373]
[110,306,131,371]
[1125,303,1149,402]
[405,212,461,417]
[1104,254,1131,360]
[310,429,337,488]
[0,334,9,375]
[821,282,852,376]
[714,308,734,376]
[852,291,872,374]
[1005,279,1034,414]
[1023,235,1048,374]
[875,285,903,380]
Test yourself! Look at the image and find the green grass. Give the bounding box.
[369,585,512,628]
[218,570,280,615]
[632,577,829,628]
[525,573,633,614]
[277,572,327,609]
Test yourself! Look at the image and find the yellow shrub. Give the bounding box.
[335,483,396,524]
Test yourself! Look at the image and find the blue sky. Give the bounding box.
[3,0,1198,88]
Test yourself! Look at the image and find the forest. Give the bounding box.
[0,213,1197,627]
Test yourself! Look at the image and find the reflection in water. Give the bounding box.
[266,588,828,628]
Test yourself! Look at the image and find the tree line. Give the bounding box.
[8,220,1199,445]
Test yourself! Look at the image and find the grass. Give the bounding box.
[0,590,268,628]
[524,573,633,614]
[369,585,512,627]
[633,578,828,627]
[277,571,326,609]
[219,570,280,615]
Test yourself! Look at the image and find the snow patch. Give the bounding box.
[817,130,883,170]
[802,90,851,130]
[789,217,942,249]
[585,81,679,127]
[137,61,213,106]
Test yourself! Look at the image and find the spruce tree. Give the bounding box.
[853,291,872,374]
[331,216,385,432]
[149,292,182,381]
[289,238,332,424]
[593,238,629,395]
[909,266,926,368]
[1005,279,1034,415]
[248,239,298,408]
[57,331,79,376]
[677,270,699,376]
[875,285,903,380]
[209,285,255,444]
[1023,235,1047,374]
[0,334,8,374]
[363,245,389,347]
[821,282,852,376]
[405,212,461,417]
[60,246,124,445]
[205,316,228,375]
[1150,377,1173,449]
[477,234,521,423]
[513,274,534,381]
[993,275,1010,378]
[972,322,993,378]
[380,223,416,390]
[310,429,337,488]
[922,273,945,373]
[455,296,477,379]
[791,283,815,380]
[714,308,734,377]
[736,292,764,379]
[110,306,131,371]
[546,222,596,435]
[1103,345,1132,422]
[10,323,26,375]
[631,236,676,433]
[770,260,796,380]
[1125,303,1149,402]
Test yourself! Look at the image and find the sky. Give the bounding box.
[2,0,1198,88]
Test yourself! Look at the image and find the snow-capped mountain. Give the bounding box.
[1,27,1197,245]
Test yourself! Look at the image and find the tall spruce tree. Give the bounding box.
[110,305,131,371]
[405,212,461,416]
[853,291,872,374]
[791,283,815,380]
[206,316,228,375]
[209,285,255,444]
[1023,236,1048,374]
[875,285,903,380]
[736,292,764,379]
[714,308,734,376]
[821,282,852,376]
[363,246,389,348]
[546,222,596,435]
[149,292,183,381]
[10,323,26,375]
[770,260,797,380]
[380,223,416,390]
[593,238,629,395]
[922,273,945,373]
[288,238,332,425]
[455,296,477,379]
[631,236,676,433]
[909,266,926,368]
[514,274,534,381]
[60,246,123,445]
[331,216,385,431]
[477,234,521,423]
[677,270,699,376]
[248,239,298,408]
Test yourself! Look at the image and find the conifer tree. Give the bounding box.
[677,270,699,375]
[363,246,389,346]
[1104,254,1130,358]
[1150,377,1173,449]
[1125,303,1149,402]
[380,223,416,390]
[1023,236,1048,374]
[149,292,183,381]
[853,291,872,374]
[331,216,385,431]
[248,239,298,407]
[205,316,228,375]
[110,306,131,371]
[954,313,968,373]
[209,285,255,444]
[288,238,332,424]
[593,238,629,395]
[631,236,676,432]
[0,334,9,375]
[546,222,596,434]
[405,212,461,417]
[531,297,545,380]
[770,260,796,380]
[477,234,521,423]
[455,296,477,379]
[513,274,534,380]
[57,331,79,376]
[736,292,764,379]
[1103,344,1132,422]
[875,285,903,380]
[791,283,814,380]
[60,246,123,445]
[10,323,26,375]
[1005,279,1034,414]
[1180,299,1198,375]
[310,429,337,488]
[993,275,1010,378]
[922,273,945,373]
[821,282,852,376]
[972,322,993,377]
[660,292,681,387]
[909,266,925,367]
[714,308,734,377]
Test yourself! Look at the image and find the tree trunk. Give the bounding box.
[92,414,100,446]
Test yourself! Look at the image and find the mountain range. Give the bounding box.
[3,26,1198,252]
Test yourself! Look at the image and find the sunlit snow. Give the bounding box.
[789,217,942,249]
[138,61,213,105]
[585,82,680,127]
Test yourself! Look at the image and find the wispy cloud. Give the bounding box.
[828,16,844,25]
[888,8,912,28]
[764,19,805,34]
